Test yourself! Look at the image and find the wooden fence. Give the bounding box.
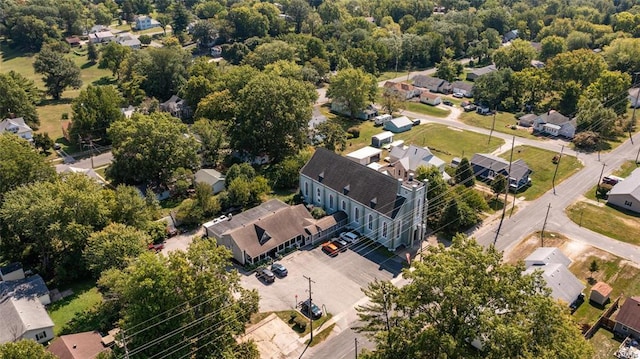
[584,295,621,339]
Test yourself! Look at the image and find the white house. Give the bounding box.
[523,247,584,307]
[419,92,442,106]
[134,15,160,30]
[608,167,640,213]
[0,118,33,141]
[371,131,394,148]
[300,148,428,251]
[89,30,115,44]
[195,168,226,194]
[345,146,382,165]
[384,144,448,180]
[382,81,422,100]
[384,116,413,133]
[115,32,141,49]
[532,110,576,138]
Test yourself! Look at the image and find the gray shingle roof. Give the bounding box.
[0,275,53,344]
[524,263,585,305]
[300,148,406,218]
[616,296,640,332]
[471,153,532,181]
[609,168,640,200]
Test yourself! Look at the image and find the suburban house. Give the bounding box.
[630,88,640,108]
[466,65,497,81]
[502,29,519,42]
[134,15,160,30]
[115,32,141,49]
[384,116,413,133]
[300,148,428,251]
[371,131,394,148]
[471,153,533,191]
[607,168,640,213]
[382,81,422,100]
[195,169,226,194]
[160,95,192,120]
[518,113,537,127]
[384,144,448,180]
[0,267,54,344]
[58,166,107,186]
[614,296,640,339]
[121,105,136,119]
[532,110,576,139]
[346,146,382,165]
[89,30,114,44]
[87,25,109,34]
[47,331,111,359]
[330,101,378,120]
[590,282,613,306]
[211,46,223,58]
[523,247,585,307]
[450,81,474,97]
[411,75,450,93]
[65,36,81,47]
[420,92,442,106]
[0,117,33,141]
[204,199,346,265]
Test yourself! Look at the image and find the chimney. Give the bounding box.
[73,344,77,349]
[397,178,403,194]
[408,172,414,182]
[318,171,324,182]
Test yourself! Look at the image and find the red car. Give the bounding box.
[148,243,164,252]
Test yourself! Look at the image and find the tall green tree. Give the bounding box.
[99,42,131,78]
[455,157,475,188]
[546,49,607,90]
[98,240,260,359]
[316,122,347,152]
[83,223,150,276]
[106,185,157,230]
[141,46,191,101]
[0,134,56,201]
[33,45,82,100]
[327,68,377,120]
[576,98,617,138]
[0,340,58,359]
[415,165,449,223]
[491,174,507,199]
[171,1,191,34]
[286,0,311,33]
[0,72,40,129]
[539,35,566,61]
[583,70,632,116]
[357,236,593,359]
[492,39,537,72]
[226,6,269,41]
[107,113,200,188]
[87,41,99,64]
[70,85,124,143]
[435,57,463,82]
[192,119,226,167]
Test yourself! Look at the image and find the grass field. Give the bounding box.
[459,111,539,140]
[498,145,583,200]
[404,102,450,118]
[566,201,640,246]
[47,281,102,336]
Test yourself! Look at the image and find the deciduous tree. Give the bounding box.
[0,133,56,200]
[0,73,40,129]
[83,223,150,276]
[33,45,82,100]
[99,42,131,79]
[455,157,475,187]
[315,122,347,152]
[327,68,377,120]
[492,39,537,72]
[0,339,58,359]
[70,85,124,143]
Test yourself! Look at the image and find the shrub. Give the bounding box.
[347,127,360,138]
[597,184,612,198]
[139,34,152,45]
[310,207,326,219]
[294,317,307,331]
[573,131,600,150]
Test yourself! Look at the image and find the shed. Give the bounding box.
[384,116,413,133]
[590,282,613,306]
[346,146,382,165]
[371,131,394,148]
[420,92,442,106]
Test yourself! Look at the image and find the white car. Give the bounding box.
[452,92,464,98]
[339,231,359,244]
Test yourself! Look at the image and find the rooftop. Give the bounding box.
[616,296,640,332]
[47,331,109,359]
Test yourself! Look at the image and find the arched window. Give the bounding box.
[382,222,387,238]
[329,195,334,209]
[368,214,373,230]
[354,207,359,223]
[316,188,321,203]
[304,182,308,196]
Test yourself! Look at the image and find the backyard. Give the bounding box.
[459,111,539,140]
[404,101,450,118]
[47,281,103,336]
[499,145,583,200]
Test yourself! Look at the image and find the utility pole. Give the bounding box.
[303,275,315,343]
[636,145,640,164]
[541,203,551,247]
[122,329,130,359]
[487,108,497,145]
[552,145,564,195]
[494,136,515,244]
[595,162,606,198]
[355,338,359,359]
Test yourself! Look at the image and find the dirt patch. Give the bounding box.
[504,232,571,263]
[240,313,304,359]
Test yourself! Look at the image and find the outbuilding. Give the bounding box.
[384,116,413,133]
[346,146,382,165]
[371,131,394,148]
[590,282,613,306]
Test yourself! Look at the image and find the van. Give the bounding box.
[374,114,392,126]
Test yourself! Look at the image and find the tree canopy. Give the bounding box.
[33,45,82,100]
[327,68,377,120]
[70,85,124,144]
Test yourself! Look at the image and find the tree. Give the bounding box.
[589,259,599,279]
[226,6,269,41]
[33,45,82,100]
[175,182,221,225]
[455,157,475,187]
[171,2,191,34]
[435,58,463,83]
[70,85,124,143]
[97,240,260,359]
[138,34,151,45]
[380,87,405,115]
[415,165,449,223]
[180,75,215,109]
[491,174,507,199]
[242,41,298,70]
[539,35,566,61]
[106,185,157,229]
[99,42,131,79]
[195,90,236,121]
[473,69,512,110]
[0,340,58,359]
[315,122,347,152]
[192,20,217,48]
[9,15,57,51]
[269,149,312,189]
[141,46,191,101]
[566,31,592,51]
[438,197,477,233]
[546,49,607,90]
[0,73,40,129]
[107,113,200,188]
[357,235,593,359]
[87,41,99,63]
[192,119,226,167]
[287,0,311,33]
[576,98,617,138]
[0,134,56,200]
[584,70,632,116]
[603,38,640,74]
[154,0,172,13]
[92,3,113,25]
[232,72,317,162]
[327,68,377,120]
[84,223,150,276]
[492,39,537,72]
[32,132,54,153]
[156,13,171,36]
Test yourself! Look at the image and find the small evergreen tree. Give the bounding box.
[491,174,507,198]
[589,259,599,279]
[455,157,475,187]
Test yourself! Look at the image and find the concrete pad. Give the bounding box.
[241,313,304,359]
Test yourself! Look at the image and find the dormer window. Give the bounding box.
[343,184,350,195]
[370,197,377,208]
[318,171,324,182]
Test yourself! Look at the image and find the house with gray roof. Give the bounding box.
[300,148,428,250]
[0,274,54,344]
[466,65,497,81]
[204,199,346,264]
[518,113,537,127]
[614,296,640,339]
[524,247,571,268]
[471,153,532,191]
[524,247,584,307]
[384,116,413,133]
[195,169,226,194]
[0,118,33,141]
[532,110,576,138]
[160,95,193,120]
[450,81,474,97]
[608,168,640,213]
[384,144,448,181]
[115,32,141,49]
[411,75,450,93]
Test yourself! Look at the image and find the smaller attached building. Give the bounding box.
[608,168,640,213]
[346,146,382,165]
[384,116,413,133]
[614,296,640,339]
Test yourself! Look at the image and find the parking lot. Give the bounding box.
[240,240,405,317]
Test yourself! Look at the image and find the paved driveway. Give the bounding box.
[240,243,404,317]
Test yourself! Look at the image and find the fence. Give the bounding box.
[584,295,621,339]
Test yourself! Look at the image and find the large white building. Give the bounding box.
[300,148,428,251]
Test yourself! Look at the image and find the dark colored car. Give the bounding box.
[256,268,275,283]
[148,243,164,252]
[443,100,453,106]
[299,299,323,319]
[332,239,348,252]
[271,263,288,277]
[412,119,421,126]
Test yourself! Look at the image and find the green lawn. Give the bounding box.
[591,330,622,359]
[377,70,411,82]
[47,281,103,336]
[459,111,539,140]
[566,201,640,246]
[498,145,583,200]
[273,310,333,337]
[404,102,450,118]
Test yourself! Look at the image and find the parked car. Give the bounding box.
[166,227,178,238]
[443,100,453,106]
[452,92,464,98]
[299,299,323,319]
[339,231,359,244]
[412,119,421,126]
[271,263,288,277]
[322,242,339,257]
[332,239,349,252]
[148,243,164,252]
[256,268,275,283]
